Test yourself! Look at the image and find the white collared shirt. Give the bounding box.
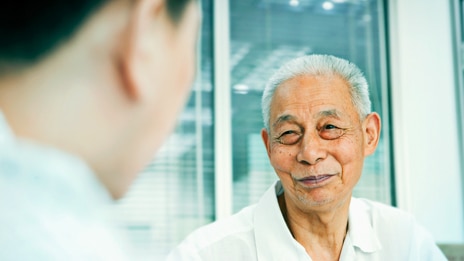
[167,181,446,260]
[0,112,132,260]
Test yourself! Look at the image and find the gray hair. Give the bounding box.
[262,54,372,131]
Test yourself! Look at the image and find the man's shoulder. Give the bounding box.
[0,142,129,260]
[167,204,258,260]
[351,197,446,259]
[184,204,256,246]
[0,198,131,260]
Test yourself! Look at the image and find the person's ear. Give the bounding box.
[261,128,272,159]
[363,112,381,156]
[117,0,168,101]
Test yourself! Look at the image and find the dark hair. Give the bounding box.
[0,0,192,66]
[167,0,191,24]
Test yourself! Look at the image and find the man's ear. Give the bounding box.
[363,112,381,156]
[261,128,272,159]
[117,0,167,101]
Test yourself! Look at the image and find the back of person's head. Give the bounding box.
[0,0,191,72]
[0,0,200,199]
[261,54,372,131]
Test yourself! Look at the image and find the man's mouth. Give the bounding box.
[296,174,336,186]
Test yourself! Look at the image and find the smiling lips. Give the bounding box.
[296,174,336,186]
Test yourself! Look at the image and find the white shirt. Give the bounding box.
[167,181,447,261]
[0,113,132,260]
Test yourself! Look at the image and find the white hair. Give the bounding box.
[262,54,372,131]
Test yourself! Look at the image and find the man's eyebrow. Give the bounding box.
[317,109,342,119]
[272,114,296,128]
[271,110,342,128]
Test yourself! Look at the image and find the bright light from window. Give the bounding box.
[322,1,334,10]
[233,84,249,94]
[289,0,300,7]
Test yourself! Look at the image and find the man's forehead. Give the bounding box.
[273,74,350,100]
[269,74,354,116]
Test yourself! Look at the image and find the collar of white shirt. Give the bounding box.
[253,181,382,260]
[0,112,14,145]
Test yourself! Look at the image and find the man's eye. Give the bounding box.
[276,130,300,145]
[319,124,344,140]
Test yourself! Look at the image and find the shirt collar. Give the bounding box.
[0,111,15,146]
[347,198,382,253]
[254,180,310,260]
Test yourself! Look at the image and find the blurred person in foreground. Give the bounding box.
[0,0,200,259]
[167,55,446,260]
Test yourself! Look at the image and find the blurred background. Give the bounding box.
[107,0,464,258]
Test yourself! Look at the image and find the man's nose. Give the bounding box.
[296,133,327,165]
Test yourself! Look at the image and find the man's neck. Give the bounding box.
[278,193,350,261]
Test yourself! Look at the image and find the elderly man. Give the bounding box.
[167,55,446,260]
[0,0,199,259]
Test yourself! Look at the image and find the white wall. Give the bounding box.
[389,0,464,243]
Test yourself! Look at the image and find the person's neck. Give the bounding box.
[278,193,350,261]
[0,45,132,199]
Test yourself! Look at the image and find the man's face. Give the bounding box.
[262,74,369,212]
